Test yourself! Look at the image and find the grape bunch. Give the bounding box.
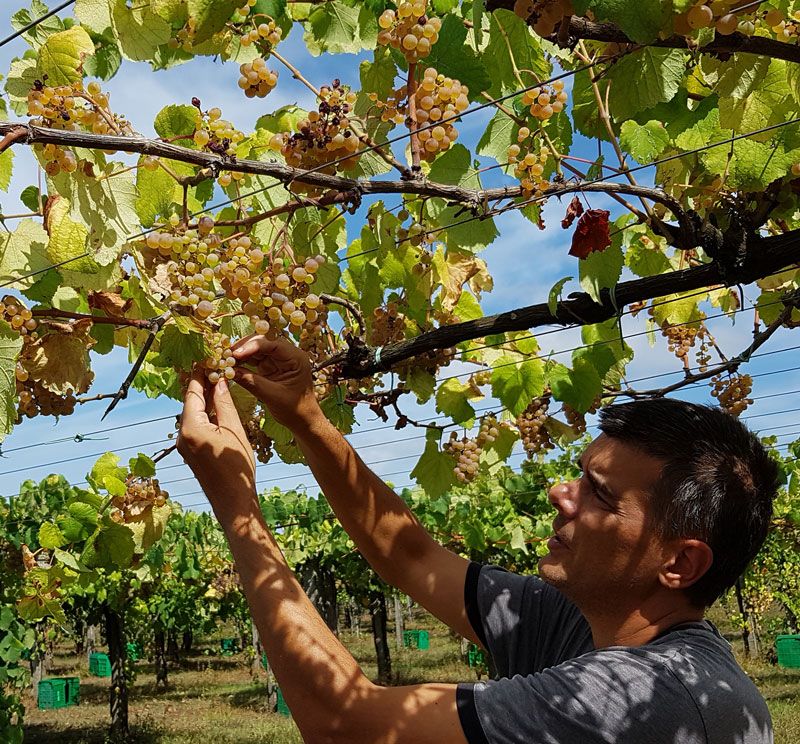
[270,80,360,191]
[711,373,753,416]
[205,332,237,384]
[445,433,482,483]
[507,127,551,198]
[562,398,600,436]
[209,567,241,597]
[368,303,406,346]
[17,380,77,420]
[245,414,274,464]
[239,18,282,48]
[517,397,554,457]
[377,1,442,62]
[514,0,575,36]
[521,80,567,121]
[469,369,492,388]
[658,319,707,367]
[1,296,37,337]
[27,79,132,176]
[109,478,169,524]
[238,58,279,99]
[188,101,245,186]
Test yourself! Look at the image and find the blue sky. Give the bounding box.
[0,5,798,512]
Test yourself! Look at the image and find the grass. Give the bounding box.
[22,609,800,743]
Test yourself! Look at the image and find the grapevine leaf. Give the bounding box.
[619,120,669,164]
[578,238,623,304]
[125,504,171,554]
[38,522,67,550]
[0,149,13,192]
[101,476,127,497]
[25,328,95,396]
[625,232,672,277]
[0,321,21,443]
[5,54,38,116]
[135,158,179,227]
[484,10,548,98]
[12,0,66,49]
[46,196,99,274]
[83,32,122,80]
[547,358,603,414]
[477,108,518,169]
[426,198,498,252]
[53,547,86,573]
[427,144,479,189]
[650,291,705,327]
[154,104,199,141]
[304,2,366,55]
[68,501,99,530]
[607,49,686,121]
[20,186,41,213]
[490,356,545,417]
[569,210,611,259]
[186,0,238,43]
[88,452,127,491]
[0,220,51,293]
[711,54,770,100]
[542,276,572,318]
[718,59,792,134]
[320,392,356,434]
[36,26,95,86]
[149,324,208,371]
[435,378,478,425]
[111,0,173,61]
[405,366,436,404]
[410,429,458,498]
[75,0,113,34]
[129,453,157,478]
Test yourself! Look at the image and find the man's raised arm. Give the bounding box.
[232,335,479,644]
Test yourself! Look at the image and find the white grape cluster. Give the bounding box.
[109,479,169,524]
[239,18,282,48]
[270,80,361,193]
[508,126,551,198]
[711,373,753,417]
[516,397,554,457]
[445,415,509,483]
[238,58,279,99]
[188,102,245,186]
[28,80,132,176]
[377,1,442,62]
[521,80,567,121]
[368,303,406,347]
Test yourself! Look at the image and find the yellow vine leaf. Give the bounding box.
[25,320,95,396]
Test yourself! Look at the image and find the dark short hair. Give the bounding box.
[598,399,779,607]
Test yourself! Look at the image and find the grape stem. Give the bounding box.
[608,293,800,400]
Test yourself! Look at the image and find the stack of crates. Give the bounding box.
[402,629,430,650]
[776,635,800,668]
[38,677,80,709]
[220,638,239,656]
[466,643,486,669]
[89,652,111,677]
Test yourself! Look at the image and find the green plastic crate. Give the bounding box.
[220,638,239,656]
[275,687,290,717]
[126,642,143,661]
[38,678,67,710]
[261,652,269,670]
[403,629,429,649]
[776,635,800,668]
[417,630,429,650]
[89,652,111,677]
[467,644,486,668]
[64,676,80,706]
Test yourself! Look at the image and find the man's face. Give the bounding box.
[538,434,670,613]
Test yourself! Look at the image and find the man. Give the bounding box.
[177,335,778,744]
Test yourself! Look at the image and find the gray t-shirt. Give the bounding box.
[456,563,773,744]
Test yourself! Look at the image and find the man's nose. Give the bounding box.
[548,479,579,518]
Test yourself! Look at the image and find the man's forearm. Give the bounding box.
[293,412,436,590]
[212,494,374,741]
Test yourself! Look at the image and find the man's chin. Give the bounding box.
[537,555,566,586]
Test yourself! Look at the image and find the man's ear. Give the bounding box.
[658,539,714,591]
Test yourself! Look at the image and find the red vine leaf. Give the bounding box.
[569,209,611,259]
[561,196,584,229]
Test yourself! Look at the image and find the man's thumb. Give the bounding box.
[233,367,279,403]
[212,378,241,429]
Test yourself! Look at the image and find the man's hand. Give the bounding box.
[177,369,256,510]
[231,335,323,433]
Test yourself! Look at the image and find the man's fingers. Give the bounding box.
[234,367,281,402]
[231,334,303,366]
[212,378,243,431]
[182,368,210,427]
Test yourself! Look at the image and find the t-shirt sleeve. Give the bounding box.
[456,649,707,744]
[464,562,592,677]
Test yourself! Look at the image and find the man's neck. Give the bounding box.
[585,602,706,649]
